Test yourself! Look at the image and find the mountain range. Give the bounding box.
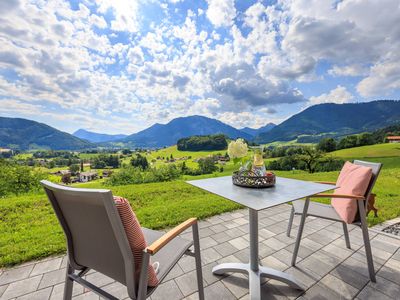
[239,123,276,137]
[256,100,400,143]
[117,115,254,148]
[1,100,399,150]
[73,129,127,143]
[0,117,92,150]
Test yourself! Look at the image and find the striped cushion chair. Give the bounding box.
[114,196,159,287]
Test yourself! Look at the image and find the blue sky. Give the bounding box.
[0,0,399,134]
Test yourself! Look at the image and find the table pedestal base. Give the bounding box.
[212,263,303,299]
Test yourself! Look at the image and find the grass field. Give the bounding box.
[0,143,399,267]
[331,143,400,158]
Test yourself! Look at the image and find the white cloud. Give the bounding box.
[206,0,236,27]
[96,0,140,32]
[309,86,354,105]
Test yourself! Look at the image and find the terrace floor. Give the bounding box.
[1,204,400,300]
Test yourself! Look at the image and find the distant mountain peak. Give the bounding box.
[239,123,276,137]
[73,129,127,143]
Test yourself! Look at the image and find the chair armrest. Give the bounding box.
[310,193,365,200]
[314,181,336,185]
[145,218,197,255]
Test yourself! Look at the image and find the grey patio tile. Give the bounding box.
[0,265,34,285]
[102,281,129,299]
[175,270,198,296]
[370,239,399,254]
[384,257,400,270]
[200,262,219,285]
[38,268,66,289]
[319,274,359,299]
[233,249,250,263]
[199,236,218,250]
[49,282,84,299]
[178,255,196,273]
[164,263,185,282]
[85,272,114,287]
[230,212,245,219]
[260,256,288,272]
[198,228,214,238]
[30,257,62,277]
[310,249,343,267]
[303,282,342,300]
[232,217,248,226]
[299,238,323,252]
[16,287,52,300]
[321,242,354,260]
[214,242,239,257]
[296,255,332,278]
[262,237,287,251]
[151,280,184,300]
[197,220,212,229]
[259,217,277,227]
[203,281,235,300]
[367,275,400,299]
[350,251,385,267]
[1,275,42,299]
[201,248,222,265]
[259,228,276,240]
[356,246,392,262]
[284,244,314,260]
[284,267,319,289]
[221,273,249,299]
[341,257,373,278]
[60,256,68,269]
[72,291,100,299]
[265,223,287,235]
[262,280,300,299]
[273,232,296,245]
[357,285,393,300]
[218,254,243,265]
[306,231,337,246]
[229,237,248,251]
[206,215,224,225]
[372,234,400,247]
[330,264,370,290]
[209,223,228,234]
[0,284,9,298]
[212,231,231,243]
[225,227,247,239]
[377,265,400,285]
[259,244,275,259]
[271,249,294,267]
[392,248,400,261]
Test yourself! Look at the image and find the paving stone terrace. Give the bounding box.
[1,204,400,300]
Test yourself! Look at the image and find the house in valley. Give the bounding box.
[79,171,98,182]
[387,136,400,143]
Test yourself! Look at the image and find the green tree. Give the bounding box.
[131,154,149,170]
[296,147,323,173]
[198,157,218,174]
[358,133,374,146]
[69,164,80,175]
[317,138,337,152]
[338,135,358,149]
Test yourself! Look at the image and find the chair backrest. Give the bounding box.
[41,180,136,296]
[353,160,382,207]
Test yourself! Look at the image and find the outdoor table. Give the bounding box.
[187,176,335,300]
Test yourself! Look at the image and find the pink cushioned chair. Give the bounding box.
[286,160,382,282]
[41,180,204,300]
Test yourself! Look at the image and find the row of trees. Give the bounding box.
[177,134,228,151]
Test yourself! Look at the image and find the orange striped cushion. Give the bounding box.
[114,196,159,287]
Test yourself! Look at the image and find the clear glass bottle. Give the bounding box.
[251,146,266,176]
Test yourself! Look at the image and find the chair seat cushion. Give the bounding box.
[331,162,372,224]
[142,228,193,296]
[114,196,159,287]
[293,200,343,221]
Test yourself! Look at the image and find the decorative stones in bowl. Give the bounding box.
[232,170,276,188]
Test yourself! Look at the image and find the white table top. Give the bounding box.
[187,176,336,211]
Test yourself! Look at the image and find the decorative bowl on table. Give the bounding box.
[232,170,276,188]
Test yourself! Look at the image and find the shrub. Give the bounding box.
[131,154,149,170]
[177,134,228,151]
[0,160,48,197]
[317,138,337,152]
[198,157,218,174]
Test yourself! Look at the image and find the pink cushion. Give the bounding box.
[331,162,372,224]
[114,196,159,287]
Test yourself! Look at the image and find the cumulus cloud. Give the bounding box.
[206,0,236,27]
[0,0,399,133]
[309,86,354,105]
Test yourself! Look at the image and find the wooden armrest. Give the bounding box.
[145,218,197,255]
[310,193,365,200]
[314,181,336,185]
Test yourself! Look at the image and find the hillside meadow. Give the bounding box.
[0,143,399,267]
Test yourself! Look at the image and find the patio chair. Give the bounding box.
[287,160,382,282]
[41,180,204,300]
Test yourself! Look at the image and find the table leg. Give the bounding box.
[212,208,304,300]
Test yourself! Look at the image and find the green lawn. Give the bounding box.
[1,143,399,267]
[331,143,400,158]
